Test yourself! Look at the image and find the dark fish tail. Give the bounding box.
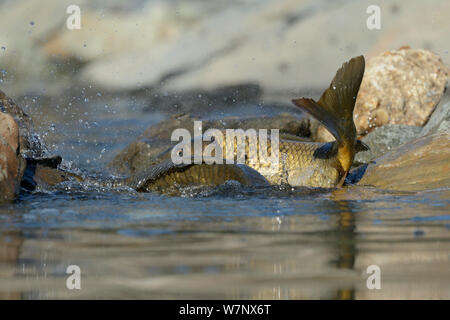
[292,56,366,183]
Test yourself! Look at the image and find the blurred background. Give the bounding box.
[1,0,449,97]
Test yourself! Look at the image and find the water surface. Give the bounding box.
[0,99,449,299]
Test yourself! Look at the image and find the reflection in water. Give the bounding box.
[0,187,450,299]
[334,201,357,300]
[0,217,23,299]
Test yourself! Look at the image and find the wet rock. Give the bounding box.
[420,89,450,136]
[355,124,421,164]
[354,48,449,135]
[356,133,450,191]
[0,89,46,158]
[353,86,449,165]
[21,164,75,191]
[109,112,311,175]
[0,112,22,202]
[1,89,73,193]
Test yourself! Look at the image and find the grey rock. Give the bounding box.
[355,124,421,164]
[420,89,450,136]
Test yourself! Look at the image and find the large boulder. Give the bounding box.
[354,47,449,135]
[351,89,450,189]
[0,112,22,202]
[355,87,450,164]
[315,47,448,142]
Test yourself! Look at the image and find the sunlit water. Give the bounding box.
[0,99,449,299]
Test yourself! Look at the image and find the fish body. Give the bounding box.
[130,56,368,191]
[128,160,270,192]
[290,55,367,187]
[199,134,339,187]
[204,55,367,188]
[246,140,340,188]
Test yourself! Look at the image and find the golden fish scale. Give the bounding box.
[217,137,340,188]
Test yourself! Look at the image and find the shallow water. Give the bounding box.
[1,100,449,299]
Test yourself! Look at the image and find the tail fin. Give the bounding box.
[292,56,365,147]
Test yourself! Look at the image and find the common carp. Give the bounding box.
[130,56,369,192]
